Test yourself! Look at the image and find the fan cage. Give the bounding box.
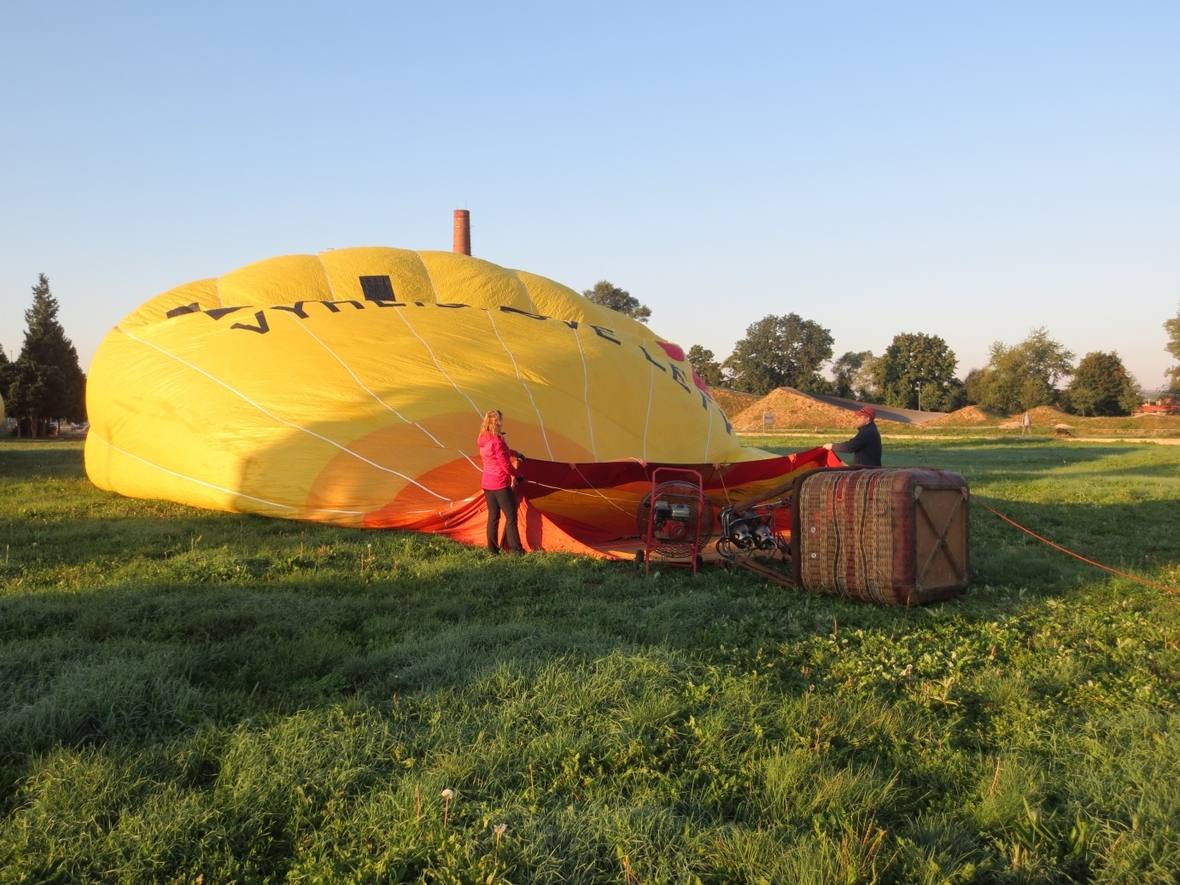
[637,480,715,559]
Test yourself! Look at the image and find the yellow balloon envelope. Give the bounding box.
[86,247,821,553]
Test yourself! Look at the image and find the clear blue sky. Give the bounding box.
[2,1,1178,390]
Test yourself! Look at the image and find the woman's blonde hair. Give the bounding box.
[478,409,503,440]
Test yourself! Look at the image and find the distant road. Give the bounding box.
[791,389,947,425]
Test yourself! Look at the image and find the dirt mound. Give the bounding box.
[709,388,760,419]
[732,387,862,431]
[925,405,1001,426]
[1028,405,1074,423]
[1000,405,1074,429]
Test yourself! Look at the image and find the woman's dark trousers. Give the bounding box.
[484,488,523,553]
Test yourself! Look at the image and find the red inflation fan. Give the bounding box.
[635,467,714,576]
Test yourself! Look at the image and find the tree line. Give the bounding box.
[1,277,1176,435]
[586,281,1180,417]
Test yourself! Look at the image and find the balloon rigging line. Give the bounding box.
[316,255,338,300]
[569,323,598,460]
[410,252,484,412]
[390,307,483,418]
[487,310,555,460]
[642,362,656,463]
[523,477,631,503]
[566,465,637,516]
[702,399,714,462]
[716,466,734,505]
[120,329,451,502]
[286,315,457,457]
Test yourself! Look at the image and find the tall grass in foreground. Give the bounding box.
[1,439,1178,882]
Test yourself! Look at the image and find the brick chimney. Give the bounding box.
[452,209,471,255]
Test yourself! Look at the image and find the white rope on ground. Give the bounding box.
[121,328,451,502]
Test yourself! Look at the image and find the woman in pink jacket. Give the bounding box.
[477,410,525,554]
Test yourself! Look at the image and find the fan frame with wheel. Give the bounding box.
[635,467,713,576]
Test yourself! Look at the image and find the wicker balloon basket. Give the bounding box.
[793,468,970,605]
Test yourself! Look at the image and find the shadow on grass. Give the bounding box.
[1,512,346,566]
[0,442,85,480]
[2,440,1177,774]
[882,442,1148,474]
[4,440,1179,881]
[1,548,832,812]
[4,482,1177,766]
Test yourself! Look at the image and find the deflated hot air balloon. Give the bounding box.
[85,247,832,555]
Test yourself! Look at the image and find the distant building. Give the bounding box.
[1134,394,1180,416]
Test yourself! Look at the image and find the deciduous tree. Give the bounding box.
[971,328,1074,414]
[723,313,834,395]
[873,333,959,411]
[831,351,874,399]
[1166,304,1180,392]
[582,281,651,324]
[686,345,724,387]
[1066,352,1140,416]
[963,367,987,406]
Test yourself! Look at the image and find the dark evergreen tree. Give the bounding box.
[0,344,11,430]
[582,281,652,324]
[0,343,10,398]
[11,274,86,436]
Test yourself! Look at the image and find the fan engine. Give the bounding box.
[716,505,788,560]
[636,480,715,560]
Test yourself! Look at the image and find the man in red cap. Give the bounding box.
[823,405,882,466]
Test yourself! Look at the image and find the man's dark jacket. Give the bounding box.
[832,420,882,466]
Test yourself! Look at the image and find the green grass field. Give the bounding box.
[1,438,1178,883]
